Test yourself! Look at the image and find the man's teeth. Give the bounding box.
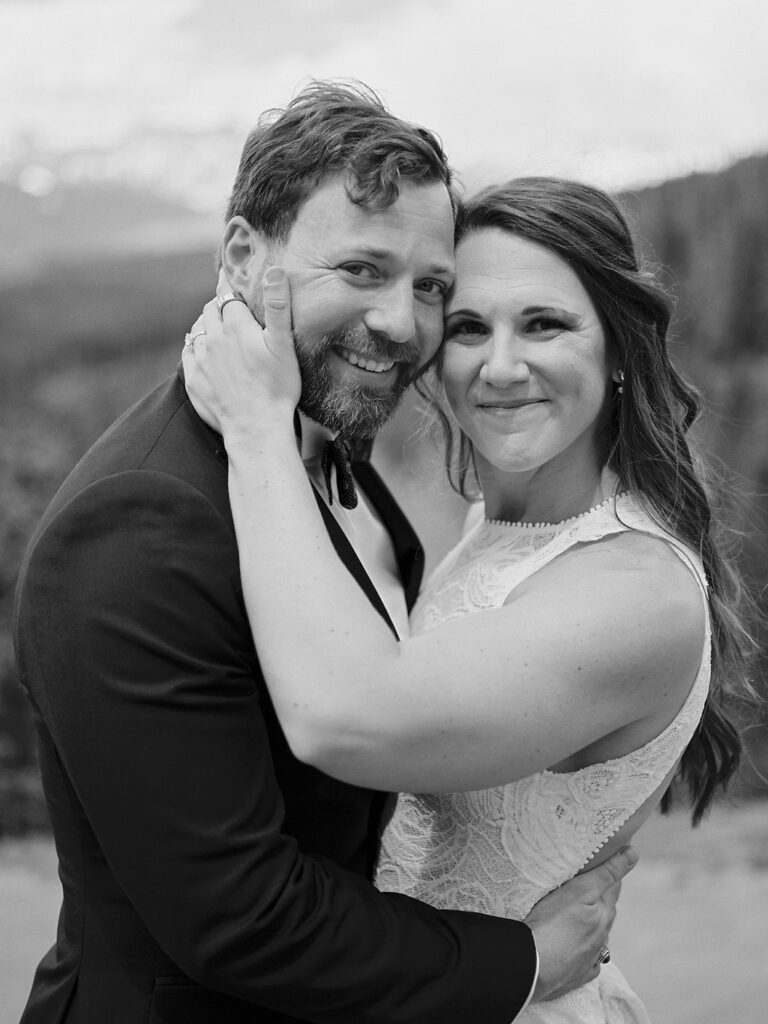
[338,347,395,374]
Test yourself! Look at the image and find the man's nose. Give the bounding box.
[363,283,417,345]
[480,333,531,387]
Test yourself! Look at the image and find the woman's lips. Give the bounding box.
[477,398,547,411]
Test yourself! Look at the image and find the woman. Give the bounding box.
[183,178,751,1021]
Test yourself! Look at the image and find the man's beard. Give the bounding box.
[295,325,421,438]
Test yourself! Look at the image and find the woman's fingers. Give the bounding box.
[201,295,225,339]
[261,267,292,357]
[216,265,231,297]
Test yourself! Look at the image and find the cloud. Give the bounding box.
[1,0,766,198]
[177,0,425,61]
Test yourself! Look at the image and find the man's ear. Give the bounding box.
[220,216,269,298]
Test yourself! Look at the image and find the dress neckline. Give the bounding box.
[483,491,625,531]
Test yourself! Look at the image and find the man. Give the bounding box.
[14,82,633,1024]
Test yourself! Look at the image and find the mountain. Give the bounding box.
[0,179,220,378]
[0,179,219,285]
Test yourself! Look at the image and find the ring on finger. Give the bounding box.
[184,328,206,348]
[594,944,611,967]
[216,291,247,316]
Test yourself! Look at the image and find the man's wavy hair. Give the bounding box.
[418,176,756,824]
[226,80,456,239]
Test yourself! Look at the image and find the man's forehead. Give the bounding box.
[288,175,455,244]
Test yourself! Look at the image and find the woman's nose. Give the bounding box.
[479,335,531,387]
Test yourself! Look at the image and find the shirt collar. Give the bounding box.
[297,410,337,466]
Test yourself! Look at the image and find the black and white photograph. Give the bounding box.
[1,2,767,1022]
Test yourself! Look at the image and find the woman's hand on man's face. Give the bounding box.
[182,267,301,438]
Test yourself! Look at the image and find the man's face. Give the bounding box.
[250,175,455,437]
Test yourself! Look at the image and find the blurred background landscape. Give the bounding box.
[1,1,767,1020]
[3,148,767,832]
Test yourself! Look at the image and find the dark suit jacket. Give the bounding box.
[13,371,536,1024]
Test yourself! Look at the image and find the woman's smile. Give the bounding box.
[476,397,548,414]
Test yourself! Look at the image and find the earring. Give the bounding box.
[616,369,625,395]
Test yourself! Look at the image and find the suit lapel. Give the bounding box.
[311,461,425,636]
[311,485,400,638]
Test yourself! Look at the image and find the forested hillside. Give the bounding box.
[1,155,766,832]
[625,154,768,522]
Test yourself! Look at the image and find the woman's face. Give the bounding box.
[442,228,614,483]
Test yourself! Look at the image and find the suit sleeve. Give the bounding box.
[15,469,536,1024]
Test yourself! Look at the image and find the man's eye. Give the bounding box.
[341,263,377,278]
[416,279,447,296]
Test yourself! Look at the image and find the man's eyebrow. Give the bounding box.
[352,246,391,261]
[427,263,455,278]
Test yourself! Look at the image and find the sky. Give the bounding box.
[2,0,767,212]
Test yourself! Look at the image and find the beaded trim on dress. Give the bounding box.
[484,491,622,530]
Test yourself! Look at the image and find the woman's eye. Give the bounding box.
[445,320,485,340]
[527,316,568,334]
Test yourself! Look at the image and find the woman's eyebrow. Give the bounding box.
[520,304,576,317]
[445,307,482,319]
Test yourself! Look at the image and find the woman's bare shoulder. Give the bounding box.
[506,528,707,709]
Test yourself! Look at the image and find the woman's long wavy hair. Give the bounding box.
[417,177,756,824]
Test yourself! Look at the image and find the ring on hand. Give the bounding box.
[595,944,610,967]
[216,291,247,315]
[184,328,207,348]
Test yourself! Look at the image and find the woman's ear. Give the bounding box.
[220,216,268,299]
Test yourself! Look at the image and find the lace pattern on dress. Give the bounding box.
[375,489,711,925]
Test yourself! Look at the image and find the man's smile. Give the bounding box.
[336,346,397,375]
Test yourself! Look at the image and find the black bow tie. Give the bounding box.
[322,437,358,510]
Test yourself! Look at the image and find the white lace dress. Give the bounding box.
[374,490,711,1023]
